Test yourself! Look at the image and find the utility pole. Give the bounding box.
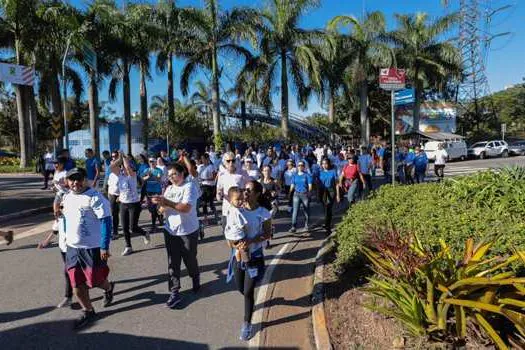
[62,34,74,150]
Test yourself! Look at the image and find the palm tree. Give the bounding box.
[389,12,461,133]
[191,80,229,126]
[179,0,258,146]
[328,11,392,145]
[254,0,322,140]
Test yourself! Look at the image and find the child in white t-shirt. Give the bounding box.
[224,187,249,263]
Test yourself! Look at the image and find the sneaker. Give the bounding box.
[143,231,151,245]
[166,290,182,308]
[265,240,271,249]
[239,322,253,341]
[199,223,205,240]
[57,297,72,308]
[192,276,201,293]
[73,309,97,330]
[5,230,14,245]
[103,282,115,307]
[288,227,296,233]
[121,247,133,256]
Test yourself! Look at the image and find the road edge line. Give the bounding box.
[248,242,290,348]
[312,236,334,350]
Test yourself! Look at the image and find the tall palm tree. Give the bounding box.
[389,12,461,133]
[328,11,392,145]
[179,0,258,146]
[254,0,322,140]
[191,80,229,123]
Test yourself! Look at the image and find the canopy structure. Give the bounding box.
[417,131,465,140]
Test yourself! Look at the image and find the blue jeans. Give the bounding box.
[292,192,310,228]
[347,179,360,204]
[415,170,426,184]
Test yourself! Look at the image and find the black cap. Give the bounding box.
[66,167,87,179]
[53,156,67,165]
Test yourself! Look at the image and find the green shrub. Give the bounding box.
[334,169,525,269]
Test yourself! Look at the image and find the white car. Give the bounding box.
[424,140,468,161]
[468,140,509,159]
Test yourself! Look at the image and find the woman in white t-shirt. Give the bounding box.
[227,180,272,341]
[112,153,149,256]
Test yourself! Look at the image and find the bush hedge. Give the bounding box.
[334,167,525,269]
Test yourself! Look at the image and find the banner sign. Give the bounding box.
[379,68,406,90]
[394,88,415,106]
[395,101,457,135]
[0,63,35,86]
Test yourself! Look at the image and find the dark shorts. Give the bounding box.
[66,247,109,288]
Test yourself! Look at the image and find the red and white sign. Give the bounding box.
[379,68,406,90]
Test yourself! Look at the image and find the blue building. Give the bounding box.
[65,121,161,159]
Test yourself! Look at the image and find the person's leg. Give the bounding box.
[164,231,182,292]
[325,196,333,232]
[201,186,209,217]
[440,165,445,179]
[61,252,73,299]
[109,195,119,237]
[130,202,146,235]
[120,203,131,248]
[243,272,257,323]
[74,284,93,310]
[300,193,310,228]
[434,165,439,178]
[179,231,200,282]
[347,180,358,205]
[291,194,300,228]
[232,260,246,295]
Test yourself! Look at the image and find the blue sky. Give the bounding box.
[70,0,525,118]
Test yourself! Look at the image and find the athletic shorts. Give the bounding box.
[66,247,109,288]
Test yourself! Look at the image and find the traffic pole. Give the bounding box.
[391,89,395,185]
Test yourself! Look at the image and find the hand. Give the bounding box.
[100,249,111,261]
[54,208,62,219]
[336,195,341,203]
[150,195,163,205]
[37,240,49,249]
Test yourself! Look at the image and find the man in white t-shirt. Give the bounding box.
[42,149,56,190]
[198,153,218,224]
[434,143,448,181]
[216,152,249,231]
[152,163,201,308]
[61,167,114,330]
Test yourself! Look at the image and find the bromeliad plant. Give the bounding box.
[361,228,525,349]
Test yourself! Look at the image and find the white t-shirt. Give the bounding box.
[246,168,261,181]
[107,173,120,196]
[44,152,55,171]
[435,149,448,165]
[62,188,111,249]
[217,172,249,215]
[198,163,216,186]
[118,174,139,203]
[163,180,200,236]
[243,206,271,253]
[53,170,68,195]
[187,174,202,198]
[224,206,247,241]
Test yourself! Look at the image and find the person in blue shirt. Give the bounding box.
[395,147,406,184]
[142,158,164,233]
[60,149,76,171]
[358,147,373,199]
[404,147,416,185]
[102,151,112,193]
[289,161,312,233]
[84,148,100,189]
[414,146,429,184]
[318,158,340,235]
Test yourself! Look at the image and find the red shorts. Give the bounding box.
[66,247,109,288]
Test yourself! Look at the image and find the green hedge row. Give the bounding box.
[334,167,525,269]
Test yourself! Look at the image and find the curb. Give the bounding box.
[312,235,334,350]
[0,206,52,224]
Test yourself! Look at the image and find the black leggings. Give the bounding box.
[108,194,120,236]
[200,185,216,217]
[60,252,73,298]
[120,201,145,248]
[233,258,264,323]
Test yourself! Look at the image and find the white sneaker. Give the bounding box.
[143,232,151,245]
[57,297,72,308]
[121,247,133,256]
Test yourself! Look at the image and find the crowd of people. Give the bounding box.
[25,139,448,340]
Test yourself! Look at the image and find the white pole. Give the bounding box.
[391,90,395,185]
[62,34,73,151]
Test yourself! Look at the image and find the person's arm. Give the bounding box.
[100,216,112,260]
[216,176,223,201]
[122,155,135,176]
[158,196,192,213]
[110,154,122,174]
[182,155,197,178]
[94,160,100,182]
[37,231,55,249]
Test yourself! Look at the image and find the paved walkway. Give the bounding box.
[0,198,333,349]
[0,174,53,217]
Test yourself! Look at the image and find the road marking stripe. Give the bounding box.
[0,220,52,246]
[249,242,290,348]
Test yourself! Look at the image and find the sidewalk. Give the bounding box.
[0,174,53,218]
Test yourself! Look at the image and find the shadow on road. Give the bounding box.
[0,320,210,350]
[0,306,55,324]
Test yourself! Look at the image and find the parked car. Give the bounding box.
[467,140,509,159]
[424,140,468,161]
[508,141,525,156]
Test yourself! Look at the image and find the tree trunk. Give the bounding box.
[123,60,132,155]
[51,72,63,150]
[167,53,174,125]
[211,45,221,144]
[413,68,421,133]
[359,80,368,146]
[140,64,149,152]
[280,50,289,140]
[89,70,99,158]
[27,86,37,155]
[16,85,29,167]
[241,99,247,129]
[328,88,335,124]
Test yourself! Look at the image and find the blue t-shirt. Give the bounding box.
[64,158,75,171]
[358,154,372,175]
[104,158,111,179]
[85,157,100,180]
[377,147,385,158]
[138,163,149,177]
[405,152,416,166]
[142,167,163,194]
[319,169,338,190]
[291,172,312,193]
[414,153,428,171]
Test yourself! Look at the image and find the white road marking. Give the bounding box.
[0,220,53,246]
[249,242,290,348]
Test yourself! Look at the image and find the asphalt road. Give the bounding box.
[0,174,54,217]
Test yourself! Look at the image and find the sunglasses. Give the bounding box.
[225,159,234,163]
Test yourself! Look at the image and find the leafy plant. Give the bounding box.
[362,231,525,349]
